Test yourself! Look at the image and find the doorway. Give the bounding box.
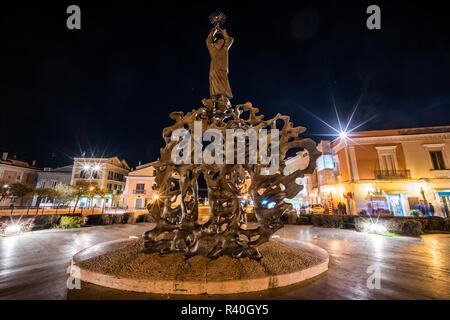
[135,198,143,209]
[387,194,404,216]
[438,192,450,217]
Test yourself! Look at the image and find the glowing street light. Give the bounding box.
[366,223,387,234]
[153,193,160,200]
[83,164,91,170]
[5,224,22,235]
[294,92,378,148]
[418,180,427,192]
[93,165,101,171]
[339,131,348,139]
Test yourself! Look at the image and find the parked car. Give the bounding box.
[308,204,325,214]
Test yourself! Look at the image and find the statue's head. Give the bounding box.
[214,38,225,47]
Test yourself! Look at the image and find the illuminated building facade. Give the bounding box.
[312,126,450,217]
[0,152,39,206]
[71,157,130,208]
[123,162,157,210]
[32,165,73,206]
[284,150,314,211]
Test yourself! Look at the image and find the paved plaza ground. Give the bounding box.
[0,224,449,299]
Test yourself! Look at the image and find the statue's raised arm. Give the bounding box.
[221,28,234,48]
[206,27,216,51]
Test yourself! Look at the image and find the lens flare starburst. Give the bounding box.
[295,93,379,147]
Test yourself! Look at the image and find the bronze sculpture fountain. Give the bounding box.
[143,12,319,260]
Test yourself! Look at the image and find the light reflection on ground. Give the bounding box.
[0,224,449,299]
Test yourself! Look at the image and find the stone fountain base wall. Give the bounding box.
[72,238,329,295]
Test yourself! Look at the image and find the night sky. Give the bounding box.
[1,1,449,168]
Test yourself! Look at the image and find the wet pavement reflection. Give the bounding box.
[0,224,449,299]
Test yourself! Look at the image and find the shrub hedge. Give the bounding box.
[296,215,311,225]
[84,212,139,225]
[85,214,114,225]
[0,214,83,231]
[310,214,355,229]
[0,211,161,232]
[354,216,424,236]
[58,216,84,229]
[282,213,449,236]
[123,212,135,224]
[287,212,298,224]
[112,214,124,224]
[136,213,156,223]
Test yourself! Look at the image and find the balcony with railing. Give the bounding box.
[374,169,411,180]
[74,174,101,180]
[108,177,126,182]
[133,189,146,195]
[106,190,124,195]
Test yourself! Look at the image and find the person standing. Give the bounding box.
[428,203,435,216]
[418,201,426,216]
[338,202,345,215]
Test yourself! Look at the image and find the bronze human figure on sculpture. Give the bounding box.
[207,24,234,99]
[143,13,319,260]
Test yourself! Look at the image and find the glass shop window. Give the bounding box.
[316,155,334,171]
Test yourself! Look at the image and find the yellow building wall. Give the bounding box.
[354,143,407,179]
[336,149,350,182]
[124,165,156,209]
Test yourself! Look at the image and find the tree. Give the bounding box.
[72,180,98,213]
[54,183,75,207]
[0,181,10,203]
[88,186,108,211]
[33,188,60,214]
[9,183,33,206]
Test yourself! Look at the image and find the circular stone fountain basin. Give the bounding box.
[72,238,329,295]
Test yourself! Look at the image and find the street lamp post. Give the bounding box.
[418,180,429,216]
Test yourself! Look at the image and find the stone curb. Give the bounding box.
[72,238,329,295]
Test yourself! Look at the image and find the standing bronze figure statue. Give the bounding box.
[143,12,319,260]
[207,24,234,100]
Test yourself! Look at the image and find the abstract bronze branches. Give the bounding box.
[143,99,319,259]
